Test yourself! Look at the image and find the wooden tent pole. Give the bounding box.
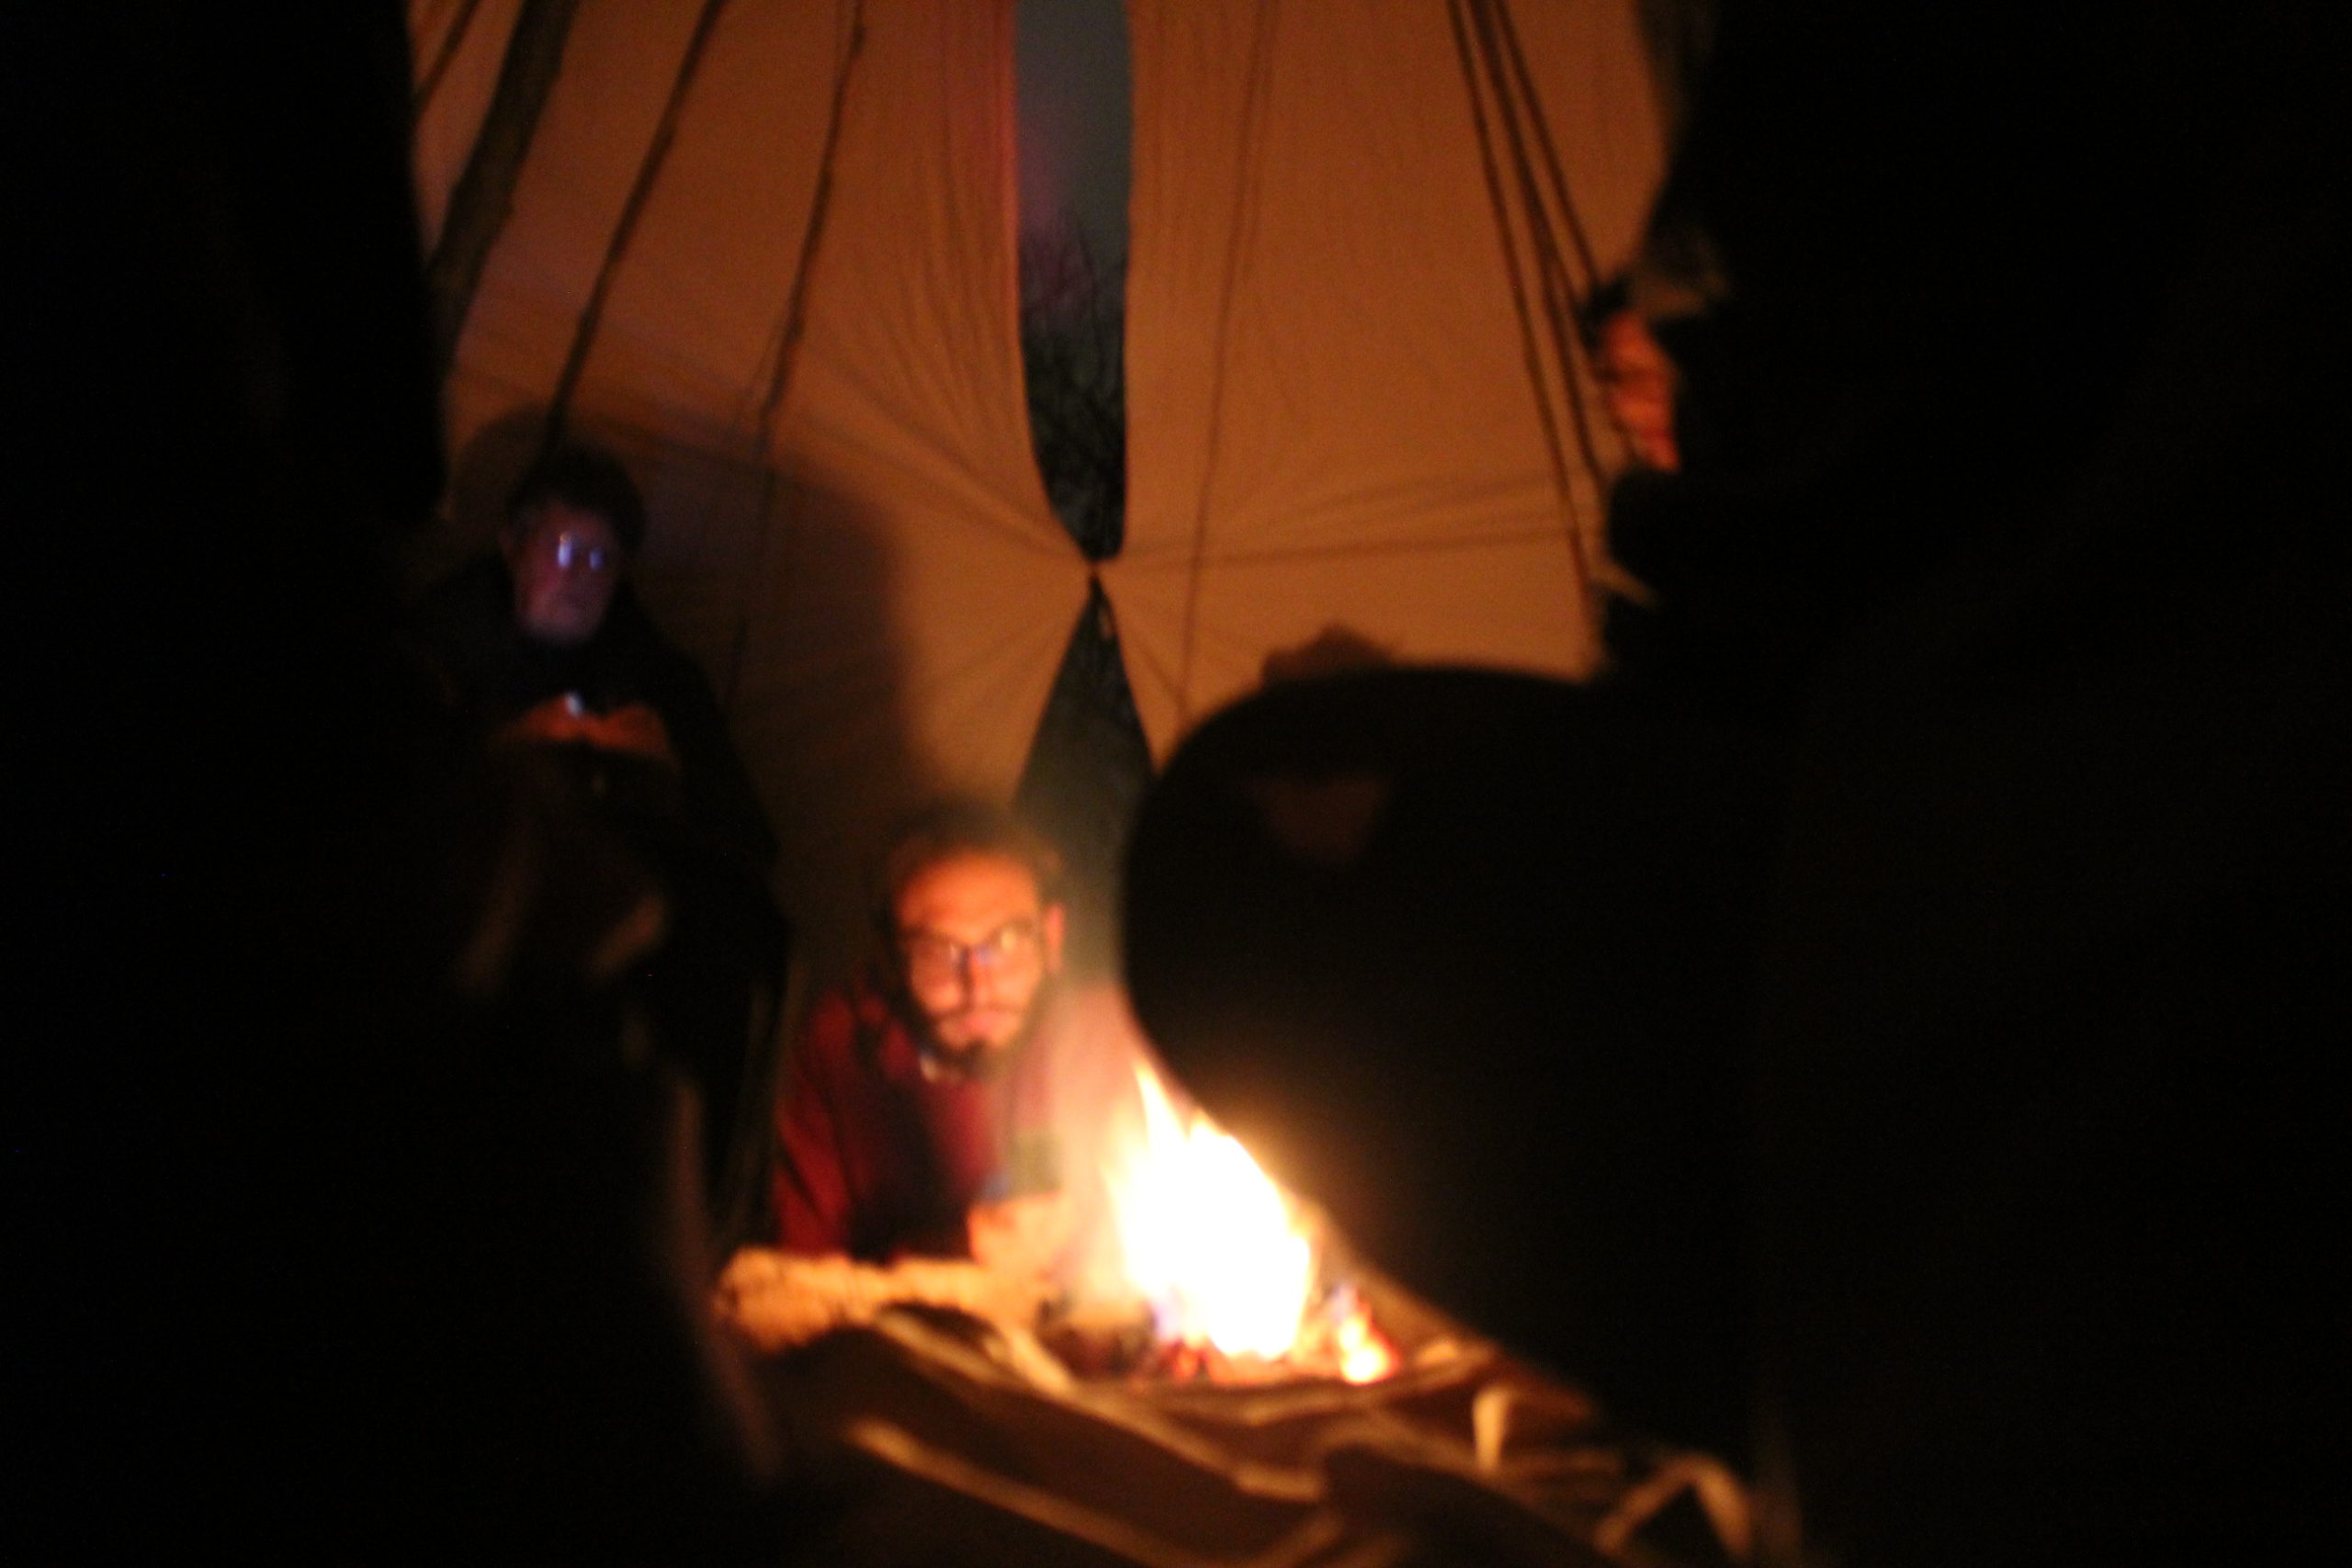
[412,0,489,119]
[542,0,732,446]
[424,0,580,383]
[726,0,868,712]
[748,6,865,463]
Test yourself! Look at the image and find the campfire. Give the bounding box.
[717,1068,1751,1565]
[719,1060,1400,1386]
[1084,1062,1398,1384]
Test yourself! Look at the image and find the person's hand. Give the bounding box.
[497,695,677,766]
[967,1190,1075,1287]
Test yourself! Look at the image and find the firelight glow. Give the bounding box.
[1110,1065,1317,1361]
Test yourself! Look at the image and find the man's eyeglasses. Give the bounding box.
[900,919,1039,987]
[552,532,615,574]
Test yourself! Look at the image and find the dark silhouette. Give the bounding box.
[408,437,789,1224]
[13,8,795,1558]
[1125,7,2350,1566]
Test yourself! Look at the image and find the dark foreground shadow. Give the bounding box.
[1125,668,1781,1465]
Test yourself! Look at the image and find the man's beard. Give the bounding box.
[914,973,1058,1083]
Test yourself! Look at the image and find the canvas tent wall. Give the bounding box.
[407,0,1667,947]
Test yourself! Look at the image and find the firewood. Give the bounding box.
[712,1246,1055,1353]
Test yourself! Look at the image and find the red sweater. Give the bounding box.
[769,974,1162,1268]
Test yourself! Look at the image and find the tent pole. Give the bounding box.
[727,0,869,713]
[542,0,733,446]
[424,0,581,383]
[412,0,489,119]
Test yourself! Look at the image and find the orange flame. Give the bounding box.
[1107,1065,1396,1382]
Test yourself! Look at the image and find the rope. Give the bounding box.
[542,0,732,446]
[1466,0,1611,510]
[424,0,581,382]
[1447,0,1593,608]
[1172,0,1283,732]
[1490,0,1600,290]
[412,0,489,118]
[1481,0,1613,505]
[725,0,868,711]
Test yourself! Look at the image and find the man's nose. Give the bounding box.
[936,949,981,1000]
[961,953,1017,1005]
[961,955,996,999]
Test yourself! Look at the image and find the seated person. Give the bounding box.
[409,440,786,1210]
[409,440,775,868]
[765,804,1163,1293]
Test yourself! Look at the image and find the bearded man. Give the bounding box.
[766,804,1161,1285]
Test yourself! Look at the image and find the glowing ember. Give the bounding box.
[1107,1065,1396,1382]
[1330,1285,1400,1384]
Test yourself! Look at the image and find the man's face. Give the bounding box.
[506,502,624,646]
[1596,312,1681,473]
[894,851,1065,1062]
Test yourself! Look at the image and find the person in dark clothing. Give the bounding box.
[15,10,799,1559]
[1125,9,2349,1567]
[412,443,775,869]
[411,442,788,1223]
